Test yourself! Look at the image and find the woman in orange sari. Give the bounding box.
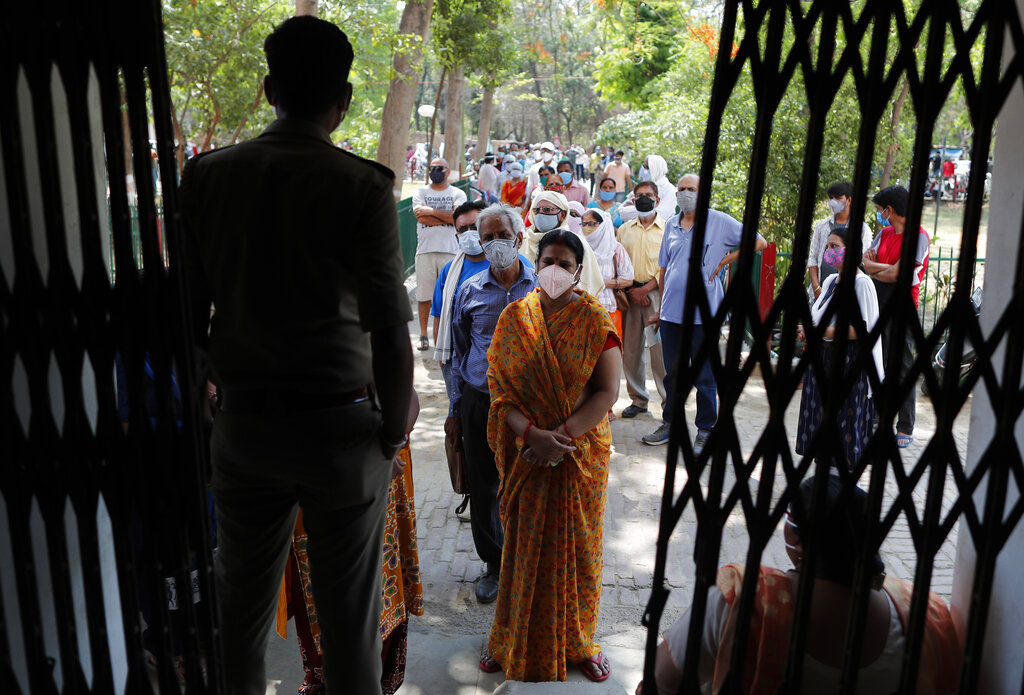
[500,162,527,214]
[480,229,622,682]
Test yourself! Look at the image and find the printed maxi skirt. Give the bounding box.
[795,341,875,469]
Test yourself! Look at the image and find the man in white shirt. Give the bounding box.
[808,181,873,298]
[476,153,500,202]
[413,157,467,351]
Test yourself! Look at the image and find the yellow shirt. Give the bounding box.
[617,215,666,283]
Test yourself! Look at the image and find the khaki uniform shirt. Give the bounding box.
[181,118,411,393]
[617,215,666,283]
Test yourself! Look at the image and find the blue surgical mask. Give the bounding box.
[558,171,573,185]
[876,210,888,226]
[600,190,615,202]
[457,229,483,255]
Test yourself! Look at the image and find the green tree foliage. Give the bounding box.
[162,0,403,162]
[591,0,680,107]
[163,0,287,167]
[482,1,608,145]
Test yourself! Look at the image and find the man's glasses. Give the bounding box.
[429,166,447,172]
[456,224,477,233]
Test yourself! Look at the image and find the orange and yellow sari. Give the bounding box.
[486,289,617,681]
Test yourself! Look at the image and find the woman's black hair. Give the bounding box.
[600,176,616,187]
[537,229,585,266]
[826,225,847,242]
[792,476,885,586]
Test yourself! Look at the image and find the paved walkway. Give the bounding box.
[265,324,969,694]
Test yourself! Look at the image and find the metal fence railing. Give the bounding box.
[774,249,984,335]
[112,179,473,280]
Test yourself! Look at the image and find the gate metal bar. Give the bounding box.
[1,2,216,694]
[640,1,1024,694]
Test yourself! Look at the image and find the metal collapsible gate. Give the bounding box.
[640,1,1024,694]
[1,2,217,695]
[3,2,1024,695]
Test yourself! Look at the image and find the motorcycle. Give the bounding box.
[928,285,983,393]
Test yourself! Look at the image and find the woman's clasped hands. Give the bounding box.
[522,422,576,467]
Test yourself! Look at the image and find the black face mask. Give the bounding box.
[429,169,447,184]
[635,196,656,213]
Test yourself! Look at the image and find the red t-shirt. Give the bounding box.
[872,226,930,308]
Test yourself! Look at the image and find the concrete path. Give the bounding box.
[264,320,968,694]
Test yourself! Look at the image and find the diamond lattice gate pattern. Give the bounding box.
[640,1,1024,694]
[1,3,217,695]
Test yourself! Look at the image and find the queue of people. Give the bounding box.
[179,15,947,695]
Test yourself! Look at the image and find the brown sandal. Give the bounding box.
[479,648,502,673]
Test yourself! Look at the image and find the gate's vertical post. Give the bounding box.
[950,0,1024,688]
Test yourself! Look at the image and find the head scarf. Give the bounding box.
[527,191,570,230]
[567,200,587,237]
[646,154,670,188]
[525,191,570,261]
[581,207,616,266]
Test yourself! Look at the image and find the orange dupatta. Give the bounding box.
[485,289,617,681]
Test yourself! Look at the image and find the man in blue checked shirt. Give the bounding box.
[642,174,766,454]
[445,203,537,604]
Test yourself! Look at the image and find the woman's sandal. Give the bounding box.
[896,433,914,448]
[479,649,502,673]
[418,335,429,351]
[579,652,611,682]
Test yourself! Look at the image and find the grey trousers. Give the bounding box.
[622,287,667,410]
[210,400,392,695]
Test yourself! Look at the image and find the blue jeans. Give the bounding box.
[660,320,718,430]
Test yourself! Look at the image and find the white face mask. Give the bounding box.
[542,151,553,162]
[677,190,697,214]
[537,263,580,300]
[827,198,846,214]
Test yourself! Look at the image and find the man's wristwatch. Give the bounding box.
[381,433,409,459]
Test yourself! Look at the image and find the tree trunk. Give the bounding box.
[229,82,264,146]
[880,77,910,189]
[472,85,495,161]
[120,86,134,195]
[375,0,433,194]
[295,0,317,16]
[443,65,465,176]
[427,65,447,177]
[529,61,551,138]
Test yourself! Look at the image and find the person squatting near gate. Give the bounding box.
[180,16,414,695]
[641,476,961,695]
[445,204,537,603]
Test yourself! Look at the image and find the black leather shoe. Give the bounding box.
[621,404,648,418]
[476,562,500,604]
